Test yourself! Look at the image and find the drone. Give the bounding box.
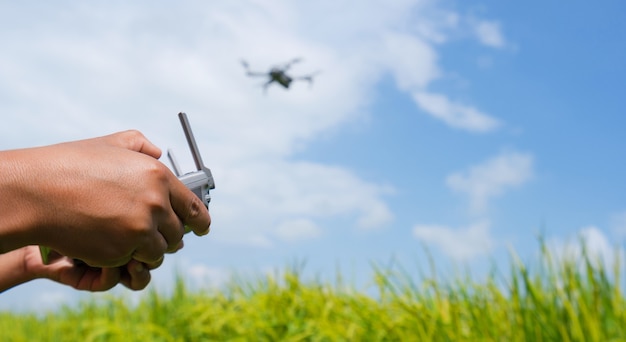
[241,58,319,92]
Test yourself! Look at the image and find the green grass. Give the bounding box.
[1,240,626,341]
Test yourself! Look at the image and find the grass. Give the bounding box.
[1,239,625,341]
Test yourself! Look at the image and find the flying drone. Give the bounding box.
[241,58,319,92]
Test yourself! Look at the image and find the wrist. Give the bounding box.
[0,148,47,253]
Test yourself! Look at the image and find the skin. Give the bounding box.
[0,130,211,292]
[0,246,156,291]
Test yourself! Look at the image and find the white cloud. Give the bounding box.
[275,218,322,242]
[446,151,533,213]
[412,220,494,260]
[548,226,620,269]
[579,227,615,264]
[413,91,501,132]
[472,20,506,48]
[380,32,440,91]
[213,161,394,247]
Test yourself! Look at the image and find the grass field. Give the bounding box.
[1,240,625,341]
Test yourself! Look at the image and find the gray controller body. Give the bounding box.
[169,112,215,209]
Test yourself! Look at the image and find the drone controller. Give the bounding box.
[168,112,215,210]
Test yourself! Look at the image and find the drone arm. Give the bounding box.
[295,70,321,83]
[241,60,267,77]
[246,71,268,77]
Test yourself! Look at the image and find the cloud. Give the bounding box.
[413,91,501,132]
[547,226,620,269]
[472,20,506,48]
[380,32,440,91]
[275,218,322,242]
[412,220,494,260]
[214,161,394,247]
[446,151,533,213]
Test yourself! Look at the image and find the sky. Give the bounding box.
[1,0,625,311]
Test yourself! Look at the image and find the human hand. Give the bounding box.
[1,130,210,267]
[22,246,155,291]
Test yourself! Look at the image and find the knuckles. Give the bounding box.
[114,129,148,147]
[186,194,204,221]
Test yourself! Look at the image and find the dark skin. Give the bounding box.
[0,246,160,292]
[0,130,210,292]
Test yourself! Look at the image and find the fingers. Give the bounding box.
[132,237,167,265]
[168,177,211,236]
[109,130,211,239]
[87,130,209,267]
[46,258,152,291]
[159,210,186,253]
[133,239,181,269]
[86,267,122,291]
[105,129,211,238]
[56,263,121,292]
[120,260,151,290]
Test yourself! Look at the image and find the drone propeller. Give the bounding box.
[280,57,303,71]
[240,59,267,77]
[296,70,321,85]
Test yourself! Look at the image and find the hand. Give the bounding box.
[24,246,155,291]
[0,130,210,267]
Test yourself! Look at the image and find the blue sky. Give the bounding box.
[1,0,625,311]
